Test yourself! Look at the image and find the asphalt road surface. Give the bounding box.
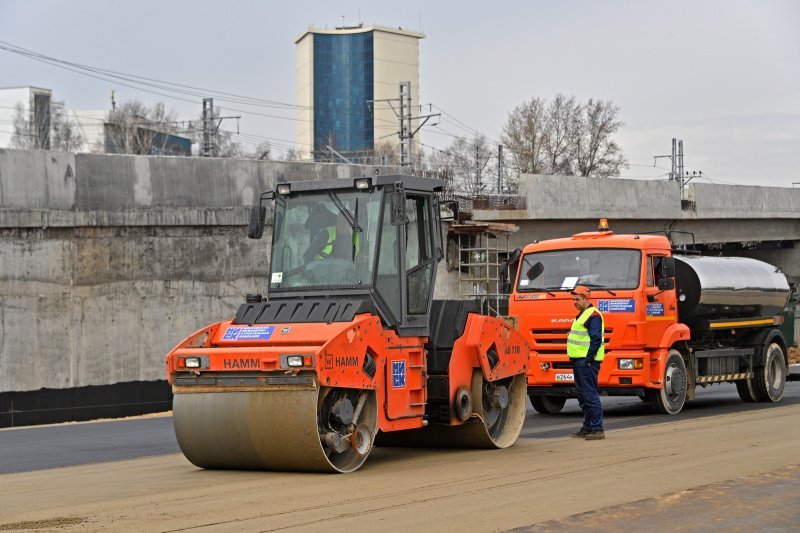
[1,382,799,532]
[2,382,799,475]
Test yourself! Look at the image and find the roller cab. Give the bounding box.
[166,176,528,472]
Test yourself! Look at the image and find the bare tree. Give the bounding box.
[500,97,548,175]
[106,100,178,155]
[51,104,83,152]
[501,95,626,179]
[372,140,400,166]
[10,103,35,149]
[570,99,626,178]
[254,141,272,160]
[542,94,580,175]
[425,135,496,196]
[11,102,83,151]
[281,147,297,161]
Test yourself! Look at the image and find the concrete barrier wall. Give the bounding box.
[0,149,402,393]
[2,150,799,395]
[684,183,800,219]
[520,174,682,219]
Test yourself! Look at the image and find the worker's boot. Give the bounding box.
[584,430,605,440]
[571,428,591,438]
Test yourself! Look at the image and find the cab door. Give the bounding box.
[643,254,678,345]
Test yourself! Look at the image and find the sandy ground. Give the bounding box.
[1,403,799,532]
[789,347,800,365]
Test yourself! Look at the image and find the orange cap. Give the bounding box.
[571,285,591,297]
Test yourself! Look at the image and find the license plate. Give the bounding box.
[555,373,574,382]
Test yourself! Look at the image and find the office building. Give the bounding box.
[295,24,424,161]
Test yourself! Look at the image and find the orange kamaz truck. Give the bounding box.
[509,221,790,415]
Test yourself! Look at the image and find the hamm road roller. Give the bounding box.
[165,175,529,472]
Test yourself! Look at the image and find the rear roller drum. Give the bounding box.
[376,371,527,449]
[173,386,377,473]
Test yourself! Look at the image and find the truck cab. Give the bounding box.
[510,226,683,410]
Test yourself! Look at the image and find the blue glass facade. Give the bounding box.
[313,32,374,160]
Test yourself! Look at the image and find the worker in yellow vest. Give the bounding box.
[304,210,360,263]
[567,285,605,440]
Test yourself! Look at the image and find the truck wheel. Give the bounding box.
[735,379,758,403]
[529,395,567,414]
[753,342,786,402]
[647,350,687,415]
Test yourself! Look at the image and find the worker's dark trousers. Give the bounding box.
[572,358,604,431]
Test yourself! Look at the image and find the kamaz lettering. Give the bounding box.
[223,358,260,369]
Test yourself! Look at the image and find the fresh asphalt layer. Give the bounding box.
[2,380,799,475]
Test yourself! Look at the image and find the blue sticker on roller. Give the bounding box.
[222,326,276,341]
[646,303,665,316]
[392,360,406,388]
[598,299,635,313]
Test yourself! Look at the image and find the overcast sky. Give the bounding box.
[1,0,798,187]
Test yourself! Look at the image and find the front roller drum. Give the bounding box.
[172,386,377,473]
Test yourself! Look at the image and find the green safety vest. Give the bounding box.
[566,306,605,361]
[315,226,360,260]
[315,226,336,260]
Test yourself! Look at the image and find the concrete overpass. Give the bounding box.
[471,174,800,282]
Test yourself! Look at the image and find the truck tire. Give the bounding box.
[735,379,758,403]
[529,395,567,414]
[647,350,688,415]
[753,341,787,403]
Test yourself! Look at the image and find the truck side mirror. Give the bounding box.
[657,277,675,291]
[500,248,522,294]
[662,257,676,278]
[247,205,267,239]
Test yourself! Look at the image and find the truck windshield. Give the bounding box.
[269,189,382,290]
[517,248,641,292]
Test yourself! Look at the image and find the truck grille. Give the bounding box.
[529,328,613,350]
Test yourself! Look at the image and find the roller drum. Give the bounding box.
[173,386,377,473]
[375,372,527,449]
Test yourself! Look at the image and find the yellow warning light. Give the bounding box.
[598,218,610,232]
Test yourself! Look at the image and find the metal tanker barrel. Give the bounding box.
[674,255,790,328]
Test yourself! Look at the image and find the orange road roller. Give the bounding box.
[165,175,528,472]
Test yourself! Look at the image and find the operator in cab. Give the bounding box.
[568,285,605,440]
[303,208,359,263]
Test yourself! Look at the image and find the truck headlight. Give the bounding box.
[618,358,643,370]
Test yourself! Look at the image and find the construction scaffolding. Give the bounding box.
[447,221,519,316]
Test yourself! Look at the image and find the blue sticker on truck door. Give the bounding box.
[597,299,635,313]
[646,303,665,316]
[222,326,276,341]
